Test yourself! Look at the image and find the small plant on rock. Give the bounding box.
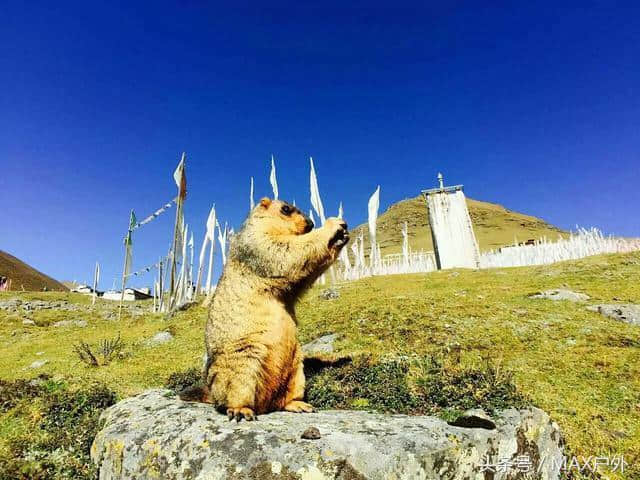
[165,367,202,394]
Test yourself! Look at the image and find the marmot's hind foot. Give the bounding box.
[227,407,256,422]
[284,401,314,413]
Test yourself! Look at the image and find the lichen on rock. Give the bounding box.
[91,389,564,479]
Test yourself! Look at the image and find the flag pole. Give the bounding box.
[195,234,209,296]
[188,231,194,300]
[159,258,164,312]
[118,244,127,320]
[169,152,186,301]
[92,261,99,306]
[118,210,135,320]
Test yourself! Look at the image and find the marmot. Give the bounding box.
[182,197,349,421]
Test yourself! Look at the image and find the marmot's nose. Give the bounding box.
[304,218,314,233]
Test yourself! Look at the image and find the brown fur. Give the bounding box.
[183,198,348,421]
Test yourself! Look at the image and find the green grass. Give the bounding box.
[2,251,640,478]
[303,355,529,422]
[0,377,116,479]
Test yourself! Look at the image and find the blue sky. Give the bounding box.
[1,1,639,287]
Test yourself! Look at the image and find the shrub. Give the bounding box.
[0,379,116,480]
[0,375,64,413]
[165,367,202,394]
[414,357,529,420]
[305,354,529,419]
[305,356,415,413]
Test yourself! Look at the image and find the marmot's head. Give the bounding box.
[252,198,314,235]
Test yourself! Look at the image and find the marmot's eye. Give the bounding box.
[281,205,293,216]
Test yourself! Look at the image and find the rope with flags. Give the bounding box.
[115,153,190,317]
[124,255,169,278]
[132,200,176,230]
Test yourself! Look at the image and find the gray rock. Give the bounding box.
[91,389,565,480]
[302,333,339,355]
[28,360,48,369]
[0,298,22,311]
[53,319,88,328]
[586,304,640,326]
[146,331,174,346]
[318,288,340,300]
[0,298,85,313]
[22,319,36,326]
[529,289,590,302]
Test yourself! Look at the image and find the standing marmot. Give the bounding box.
[182,197,348,421]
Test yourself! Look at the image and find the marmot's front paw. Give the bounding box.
[284,400,315,413]
[326,217,349,249]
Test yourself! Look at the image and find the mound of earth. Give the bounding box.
[0,250,67,292]
[352,195,566,257]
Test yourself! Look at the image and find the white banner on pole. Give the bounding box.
[269,155,279,200]
[368,186,380,267]
[309,157,326,225]
[250,177,255,210]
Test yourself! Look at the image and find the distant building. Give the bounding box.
[499,239,537,252]
[70,284,102,295]
[102,288,153,301]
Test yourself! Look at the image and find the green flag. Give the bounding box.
[123,210,136,277]
[129,210,137,231]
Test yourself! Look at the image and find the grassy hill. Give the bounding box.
[1,252,639,478]
[0,251,67,292]
[352,195,567,256]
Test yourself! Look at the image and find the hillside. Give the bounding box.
[1,252,639,479]
[0,250,67,291]
[352,195,567,256]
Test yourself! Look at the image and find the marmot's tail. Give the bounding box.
[179,385,208,402]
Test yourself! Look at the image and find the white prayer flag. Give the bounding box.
[206,205,217,241]
[309,157,326,225]
[92,262,100,305]
[402,221,410,264]
[173,152,187,199]
[188,231,194,271]
[269,155,278,200]
[368,186,380,243]
[217,220,228,266]
[250,177,255,210]
[368,186,380,268]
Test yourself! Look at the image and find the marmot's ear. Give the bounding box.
[259,198,272,209]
